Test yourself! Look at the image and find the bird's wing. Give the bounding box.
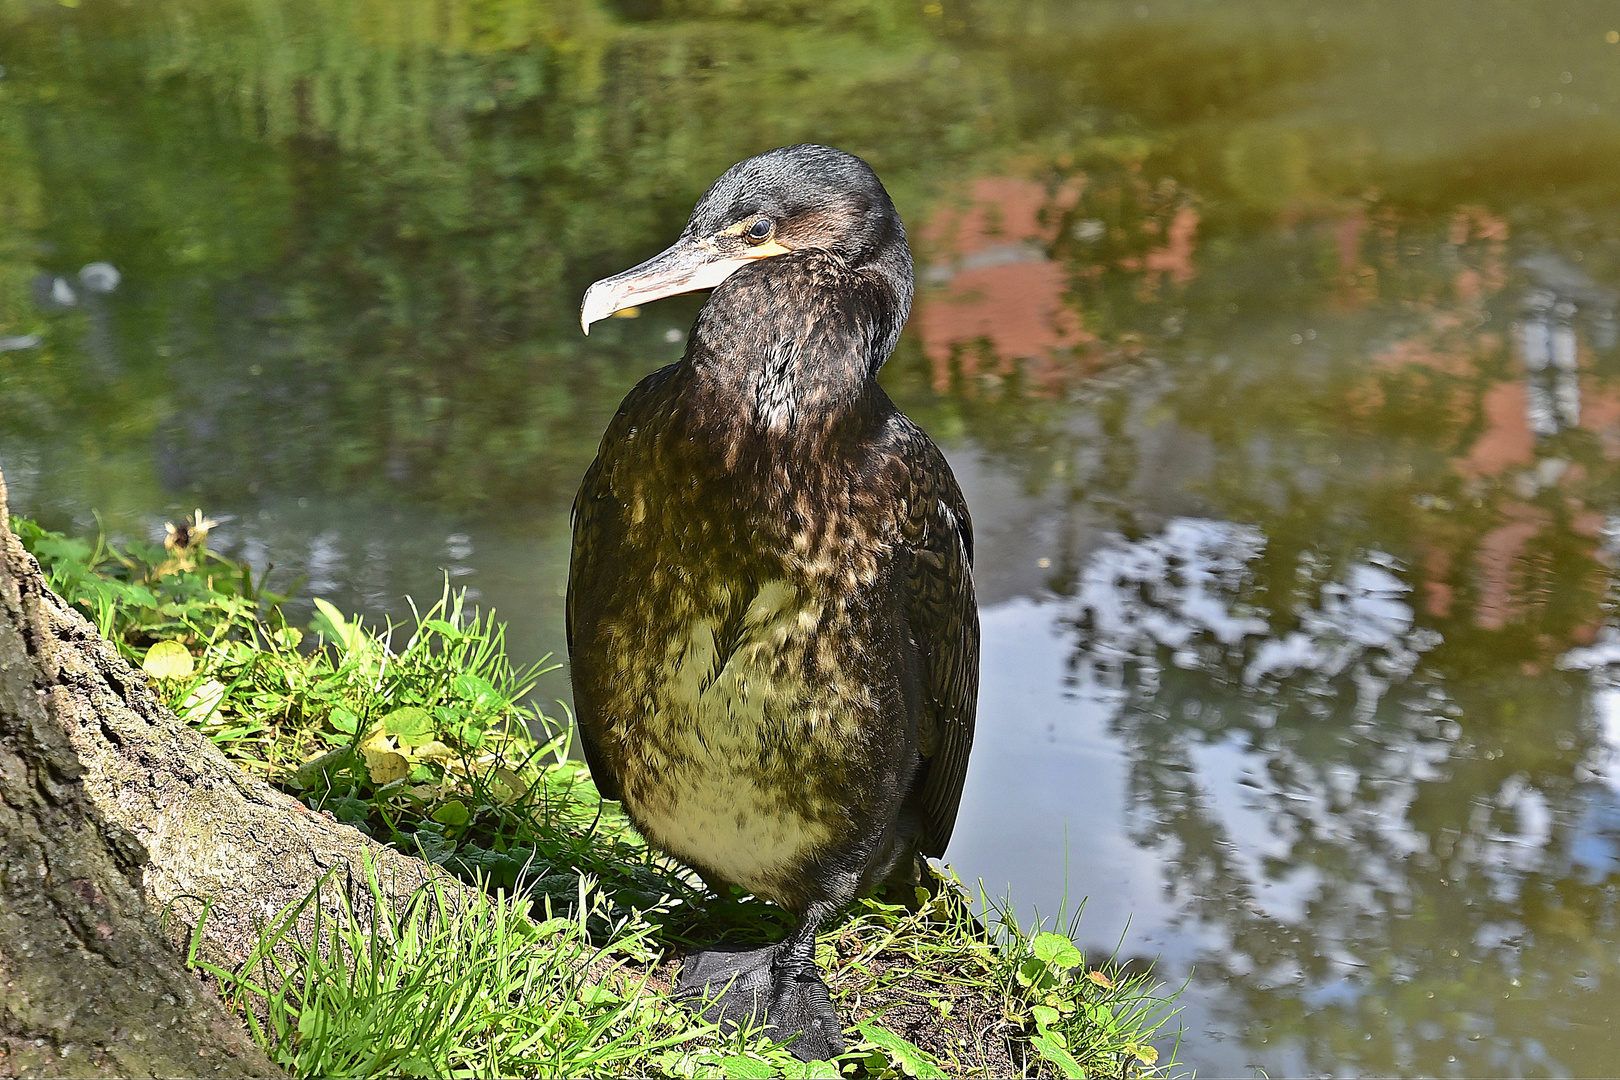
[896,420,980,859]
[566,364,679,803]
[566,453,622,802]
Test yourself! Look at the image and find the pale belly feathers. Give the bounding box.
[610,577,862,898]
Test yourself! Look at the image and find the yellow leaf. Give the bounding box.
[179,678,225,720]
[1133,1044,1159,1065]
[493,766,529,804]
[362,746,410,786]
[142,640,194,680]
[1086,969,1115,990]
[359,729,393,752]
[408,740,455,760]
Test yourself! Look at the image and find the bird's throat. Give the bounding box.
[686,251,902,437]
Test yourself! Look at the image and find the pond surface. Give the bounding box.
[5,1,1620,1074]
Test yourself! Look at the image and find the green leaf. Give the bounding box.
[142,640,195,680]
[431,799,470,827]
[451,672,503,711]
[717,1055,773,1079]
[30,533,92,570]
[793,1060,843,1080]
[330,794,370,826]
[329,707,359,735]
[1031,1004,1060,1031]
[411,829,457,864]
[855,1022,946,1079]
[1032,932,1083,971]
[1017,957,1054,990]
[311,597,365,654]
[1083,1001,1121,1037]
[1031,1033,1086,1079]
[382,706,436,747]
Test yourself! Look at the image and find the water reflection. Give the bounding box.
[1066,519,1438,693]
[916,176,1089,391]
[1519,254,1618,439]
[1037,514,1613,1074]
[931,145,1620,1071]
[959,500,1619,1074]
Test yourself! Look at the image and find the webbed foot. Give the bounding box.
[673,943,778,1033]
[673,944,846,1061]
[766,957,846,1061]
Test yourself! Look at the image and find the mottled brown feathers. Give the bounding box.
[893,420,978,858]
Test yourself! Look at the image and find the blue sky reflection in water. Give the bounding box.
[4,1,1620,1074]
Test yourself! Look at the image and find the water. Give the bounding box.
[4,1,1620,1074]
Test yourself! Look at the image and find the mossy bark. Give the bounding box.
[0,468,455,1078]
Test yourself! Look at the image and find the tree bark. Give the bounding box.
[0,467,455,1078]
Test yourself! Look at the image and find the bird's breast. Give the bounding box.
[598,570,881,899]
[579,415,912,897]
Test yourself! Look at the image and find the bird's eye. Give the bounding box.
[745,218,773,243]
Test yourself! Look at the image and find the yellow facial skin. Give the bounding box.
[579,220,794,334]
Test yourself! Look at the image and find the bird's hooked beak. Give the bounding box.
[580,233,792,335]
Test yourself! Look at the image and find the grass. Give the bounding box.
[16,511,1187,1079]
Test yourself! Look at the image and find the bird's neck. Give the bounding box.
[684,248,912,440]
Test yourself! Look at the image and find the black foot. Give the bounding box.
[767,958,846,1061]
[674,944,777,1033]
[673,945,847,1061]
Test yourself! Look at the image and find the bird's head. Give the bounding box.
[580,145,911,336]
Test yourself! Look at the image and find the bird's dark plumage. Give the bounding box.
[567,144,979,1059]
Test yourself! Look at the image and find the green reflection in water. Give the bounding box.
[3,0,1620,1075]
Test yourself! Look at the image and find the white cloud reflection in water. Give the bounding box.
[955,516,1618,1076]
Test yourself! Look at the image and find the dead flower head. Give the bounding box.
[164,508,220,553]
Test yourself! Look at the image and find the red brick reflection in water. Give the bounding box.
[1344,207,1616,651]
[1450,207,1510,302]
[1474,500,1552,632]
[1457,381,1536,479]
[1454,354,1617,648]
[1422,545,1455,619]
[913,176,1090,393]
[1132,204,1201,287]
[1582,377,1620,460]
[1332,211,1377,308]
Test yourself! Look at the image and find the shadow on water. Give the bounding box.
[4,0,1620,1074]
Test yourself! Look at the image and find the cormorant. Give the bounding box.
[568,144,979,1060]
